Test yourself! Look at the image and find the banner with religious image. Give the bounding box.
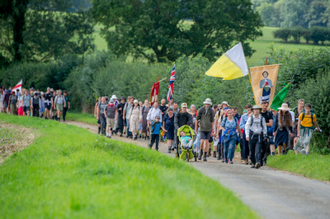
[150,82,160,106]
[249,64,280,106]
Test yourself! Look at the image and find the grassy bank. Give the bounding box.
[267,151,330,182]
[66,112,96,125]
[0,114,257,218]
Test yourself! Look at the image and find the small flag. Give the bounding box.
[167,64,175,101]
[11,79,23,94]
[271,83,291,111]
[150,82,160,106]
[206,42,248,80]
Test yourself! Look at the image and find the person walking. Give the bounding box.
[123,96,134,138]
[129,100,143,140]
[260,101,273,166]
[159,99,168,142]
[105,98,117,138]
[163,108,175,153]
[22,90,31,116]
[95,97,102,134]
[220,109,240,164]
[3,90,11,114]
[293,99,305,148]
[17,90,24,116]
[54,90,65,122]
[196,98,215,161]
[31,92,40,117]
[39,92,45,118]
[239,104,252,165]
[147,102,163,125]
[273,103,293,155]
[9,91,18,115]
[0,87,4,113]
[245,105,267,169]
[44,88,53,119]
[63,90,71,122]
[51,90,57,120]
[116,97,126,136]
[148,116,163,151]
[97,97,108,136]
[294,103,320,155]
[141,99,151,140]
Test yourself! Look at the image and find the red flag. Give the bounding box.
[150,82,160,106]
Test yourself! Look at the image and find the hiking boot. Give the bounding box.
[98,128,101,134]
[213,151,216,158]
[251,165,255,168]
[148,144,152,149]
[168,147,171,153]
[255,163,261,169]
[198,150,203,160]
[203,152,207,161]
[120,133,123,137]
[230,161,233,164]
[156,148,159,151]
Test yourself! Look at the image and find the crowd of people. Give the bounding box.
[94,95,321,168]
[0,86,71,121]
[1,83,321,168]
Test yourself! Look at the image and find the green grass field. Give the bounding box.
[66,112,96,125]
[267,151,330,182]
[0,114,257,218]
[93,25,329,66]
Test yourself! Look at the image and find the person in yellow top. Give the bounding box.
[294,103,321,155]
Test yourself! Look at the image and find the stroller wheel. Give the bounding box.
[186,153,189,162]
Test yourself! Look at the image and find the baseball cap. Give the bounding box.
[181,103,188,108]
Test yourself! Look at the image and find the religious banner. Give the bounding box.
[250,64,280,106]
[150,82,160,106]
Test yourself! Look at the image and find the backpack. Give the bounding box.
[222,117,238,128]
[301,109,315,127]
[177,112,191,127]
[200,107,213,122]
[250,115,264,130]
[106,105,116,118]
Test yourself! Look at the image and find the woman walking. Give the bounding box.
[39,92,45,118]
[163,108,175,153]
[294,103,320,155]
[220,109,240,164]
[129,100,142,140]
[9,91,18,115]
[17,90,24,116]
[273,103,293,155]
[141,99,151,140]
[22,90,31,116]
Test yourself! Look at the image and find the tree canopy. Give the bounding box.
[92,0,263,62]
[0,0,94,63]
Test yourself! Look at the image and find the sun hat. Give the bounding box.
[111,95,118,99]
[203,98,212,105]
[221,101,229,106]
[278,103,291,111]
[110,98,114,103]
[134,99,138,104]
[181,103,188,108]
[252,105,262,110]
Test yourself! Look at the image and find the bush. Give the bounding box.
[302,29,312,44]
[273,28,291,42]
[290,26,304,44]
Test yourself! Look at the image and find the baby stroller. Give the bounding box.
[177,125,197,162]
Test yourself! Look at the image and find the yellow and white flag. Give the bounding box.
[250,64,280,106]
[206,42,248,80]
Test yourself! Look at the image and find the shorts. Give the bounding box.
[45,103,52,110]
[200,131,211,140]
[166,129,175,140]
[106,118,115,129]
[4,103,8,109]
[209,136,213,143]
[56,103,63,111]
[23,106,30,113]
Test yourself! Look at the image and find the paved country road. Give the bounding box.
[66,121,330,219]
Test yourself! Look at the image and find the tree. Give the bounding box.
[305,1,328,27]
[92,0,263,62]
[257,3,274,26]
[273,28,291,42]
[0,0,94,63]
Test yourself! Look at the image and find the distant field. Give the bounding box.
[93,25,328,66]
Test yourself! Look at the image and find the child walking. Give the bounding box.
[149,116,162,151]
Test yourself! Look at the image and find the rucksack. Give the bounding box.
[222,116,238,128]
[250,115,264,130]
[106,105,116,118]
[177,112,191,126]
[200,107,213,122]
[301,109,314,126]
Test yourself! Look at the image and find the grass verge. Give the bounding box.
[0,114,257,218]
[267,151,330,182]
[66,112,96,125]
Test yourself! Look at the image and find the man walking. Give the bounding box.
[116,97,126,136]
[159,99,168,142]
[63,90,71,122]
[97,97,108,135]
[54,90,65,122]
[147,102,163,124]
[260,101,273,165]
[44,87,53,119]
[196,98,215,161]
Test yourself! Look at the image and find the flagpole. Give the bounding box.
[248,71,257,105]
[158,77,167,82]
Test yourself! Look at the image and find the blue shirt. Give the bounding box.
[163,113,175,130]
[239,113,249,130]
[181,136,192,144]
[151,122,162,135]
[221,117,238,137]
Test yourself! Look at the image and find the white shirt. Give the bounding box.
[245,115,267,138]
[289,110,295,123]
[147,107,163,122]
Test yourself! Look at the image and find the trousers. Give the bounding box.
[249,135,264,165]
